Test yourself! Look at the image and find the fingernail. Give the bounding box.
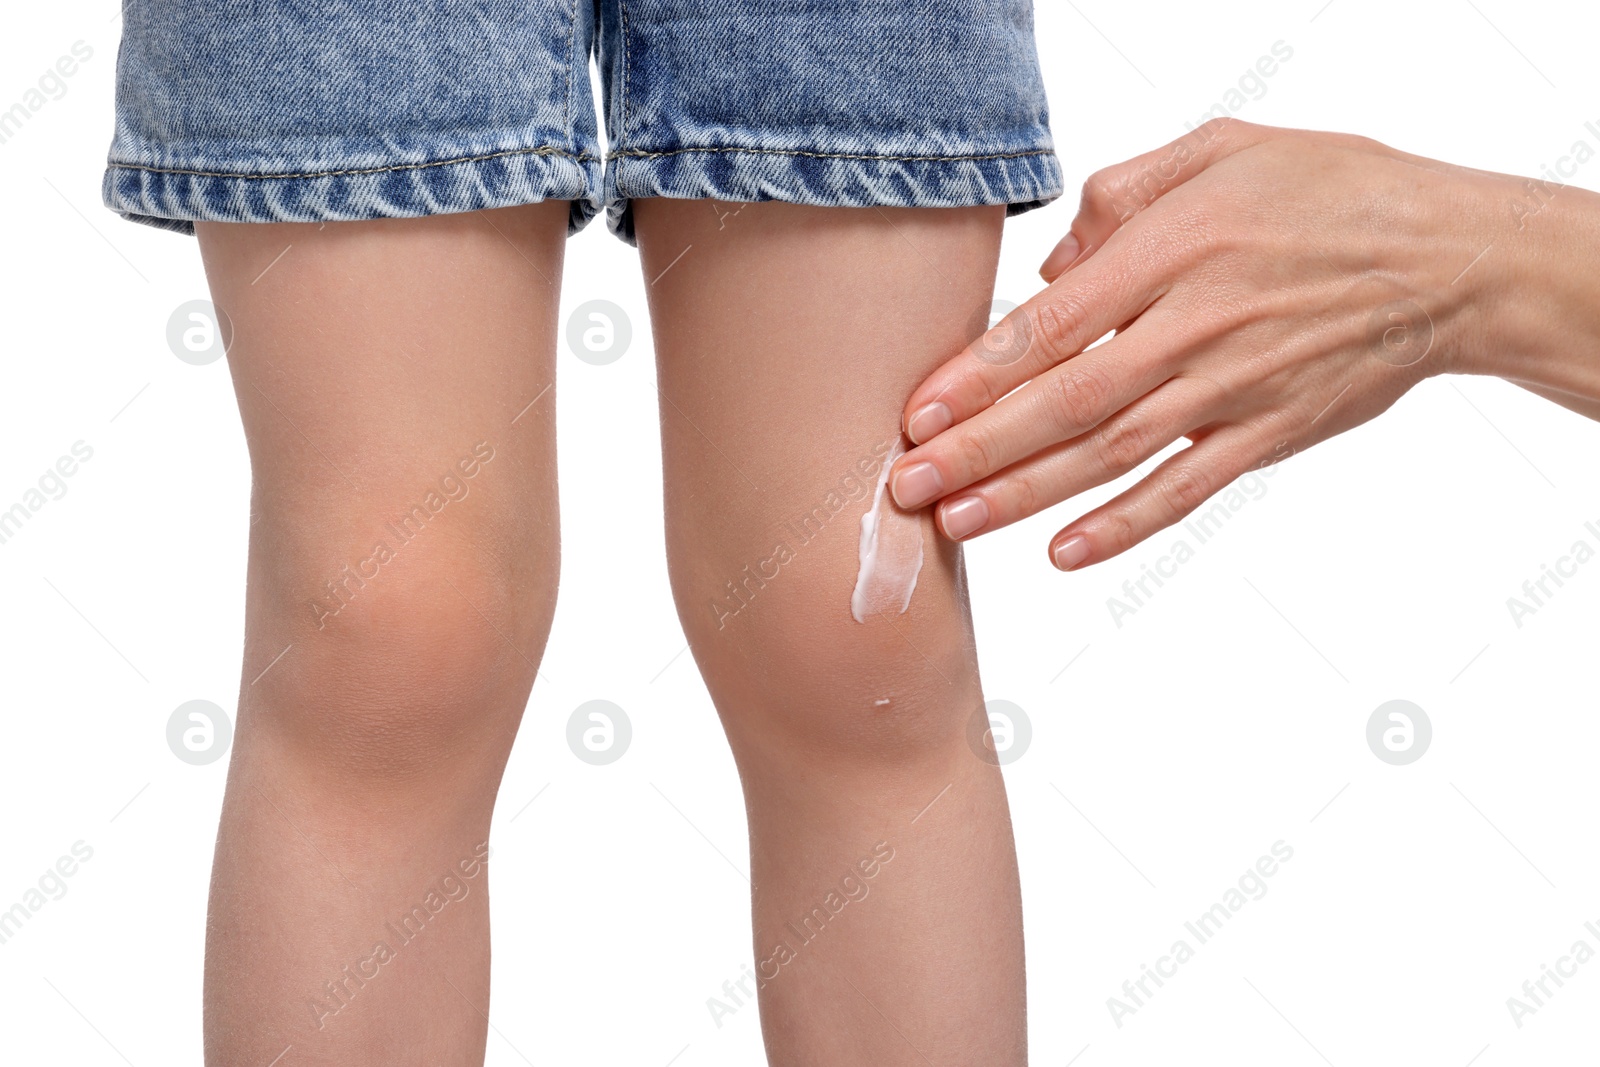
[906,402,953,445]
[941,496,989,540]
[890,461,944,509]
[1052,535,1090,571]
[1040,233,1082,280]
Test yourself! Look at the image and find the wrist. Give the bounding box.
[1452,178,1600,395]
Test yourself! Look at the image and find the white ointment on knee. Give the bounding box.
[851,437,925,623]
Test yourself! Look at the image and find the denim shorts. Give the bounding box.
[102,1,1062,244]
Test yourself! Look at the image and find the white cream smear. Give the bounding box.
[851,437,925,623]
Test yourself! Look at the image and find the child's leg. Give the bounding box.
[636,201,1026,1066]
[194,203,566,1066]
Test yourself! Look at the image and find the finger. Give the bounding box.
[902,236,1171,447]
[1046,421,1288,570]
[929,375,1226,540]
[891,315,1188,509]
[1041,117,1277,282]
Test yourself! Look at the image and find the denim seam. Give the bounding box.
[608,146,1056,163]
[617,0,632,152]
[106,145,597,180]
[562,0,578,147]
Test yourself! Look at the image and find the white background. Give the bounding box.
[3,1,1599,1064]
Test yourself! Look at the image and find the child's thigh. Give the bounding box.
[196,205,566,515]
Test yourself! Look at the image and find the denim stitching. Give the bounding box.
[617,0,632,153]
[563,0,578,146]
[106,145,596,181]
[607,146,1056,163]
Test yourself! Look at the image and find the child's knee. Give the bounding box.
[244,516,555,785]
[669,509,979,766]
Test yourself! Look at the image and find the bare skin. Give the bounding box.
[889,119,1600,568]
[194,200,1026,1065]
[196,202,566,1066]
[635,200,1025,1066]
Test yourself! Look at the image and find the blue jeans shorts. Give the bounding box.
[102,0,1062,243]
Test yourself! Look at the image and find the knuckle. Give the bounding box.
[1249,413,1300,469]
[1325,130,1384,155]
[1033,292,1091,364]
[1079,168,1127,220]
[1008,469,1045,522]
[1095,415,1151,473]
[1156,462,1212,517]
[1098,509,1139,555]
[979,369,1020,411]
[1046,363,1115,436]
[1253,407,1296,446]
[952,426,1002,480]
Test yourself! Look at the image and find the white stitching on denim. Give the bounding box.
[106,145,597,181]
[607,146,1056,163]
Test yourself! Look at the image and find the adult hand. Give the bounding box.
[888,118,1600,569]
